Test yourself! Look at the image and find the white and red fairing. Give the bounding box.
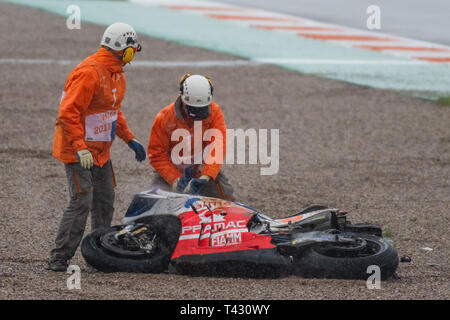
[123,188,275,259]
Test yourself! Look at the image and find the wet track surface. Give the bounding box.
[214,0,450,46]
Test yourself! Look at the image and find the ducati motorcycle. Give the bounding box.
[81,188,398,279]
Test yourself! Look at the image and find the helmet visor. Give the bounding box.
[186,105,210,120]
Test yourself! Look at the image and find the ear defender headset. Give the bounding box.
[178,73,191,93]
[106,37,142,64]
[178,73,214,96]
[179,74,214,120]
[122,42,142,64]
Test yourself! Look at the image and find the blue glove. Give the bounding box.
[184,166,195,180]
[172,167,195,193]
[183,175,210,194]
[128,139,146,162]
[172,177,190,192]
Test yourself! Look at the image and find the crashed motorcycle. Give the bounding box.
[81,188,398,279]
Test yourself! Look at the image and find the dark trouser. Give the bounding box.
[50,160,116,261]
[151,170,235,200]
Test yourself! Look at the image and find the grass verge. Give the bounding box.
[436,96,450,106]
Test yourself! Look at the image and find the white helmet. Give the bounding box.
[180,74,213,107]
[100,22,139,51]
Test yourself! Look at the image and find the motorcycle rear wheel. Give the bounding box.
[293,234,398,280]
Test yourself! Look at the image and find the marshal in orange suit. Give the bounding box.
[48,23,146,272]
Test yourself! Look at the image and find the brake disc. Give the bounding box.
[100,229,157,257]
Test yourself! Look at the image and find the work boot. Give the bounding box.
[47,258,69,272]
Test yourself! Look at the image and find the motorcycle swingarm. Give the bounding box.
[344,222,382,236]
[276,231,351,255]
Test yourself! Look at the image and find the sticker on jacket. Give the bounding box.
[85,110,118,142]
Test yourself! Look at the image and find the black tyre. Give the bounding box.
[293,233,398,280]
[81,215,181,273]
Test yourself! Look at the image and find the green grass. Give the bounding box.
[436,96,450,106]
[382,228,393,238]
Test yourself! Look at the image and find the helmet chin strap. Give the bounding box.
[180,100,190,118]
[104,46,127,64]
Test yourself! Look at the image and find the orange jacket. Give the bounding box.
[148,99,226,185]
[53,48,135,167]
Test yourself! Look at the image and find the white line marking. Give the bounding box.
[131,60,261,67]
[253,58,434,65]
[0,58,75,65]
[0,58,262,67]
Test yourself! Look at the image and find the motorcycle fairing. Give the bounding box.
[170,205,275,259]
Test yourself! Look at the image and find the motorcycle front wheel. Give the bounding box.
[81,215,180,273]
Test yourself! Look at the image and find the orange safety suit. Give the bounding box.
[148,99,226,185]
[53,48,135,167]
